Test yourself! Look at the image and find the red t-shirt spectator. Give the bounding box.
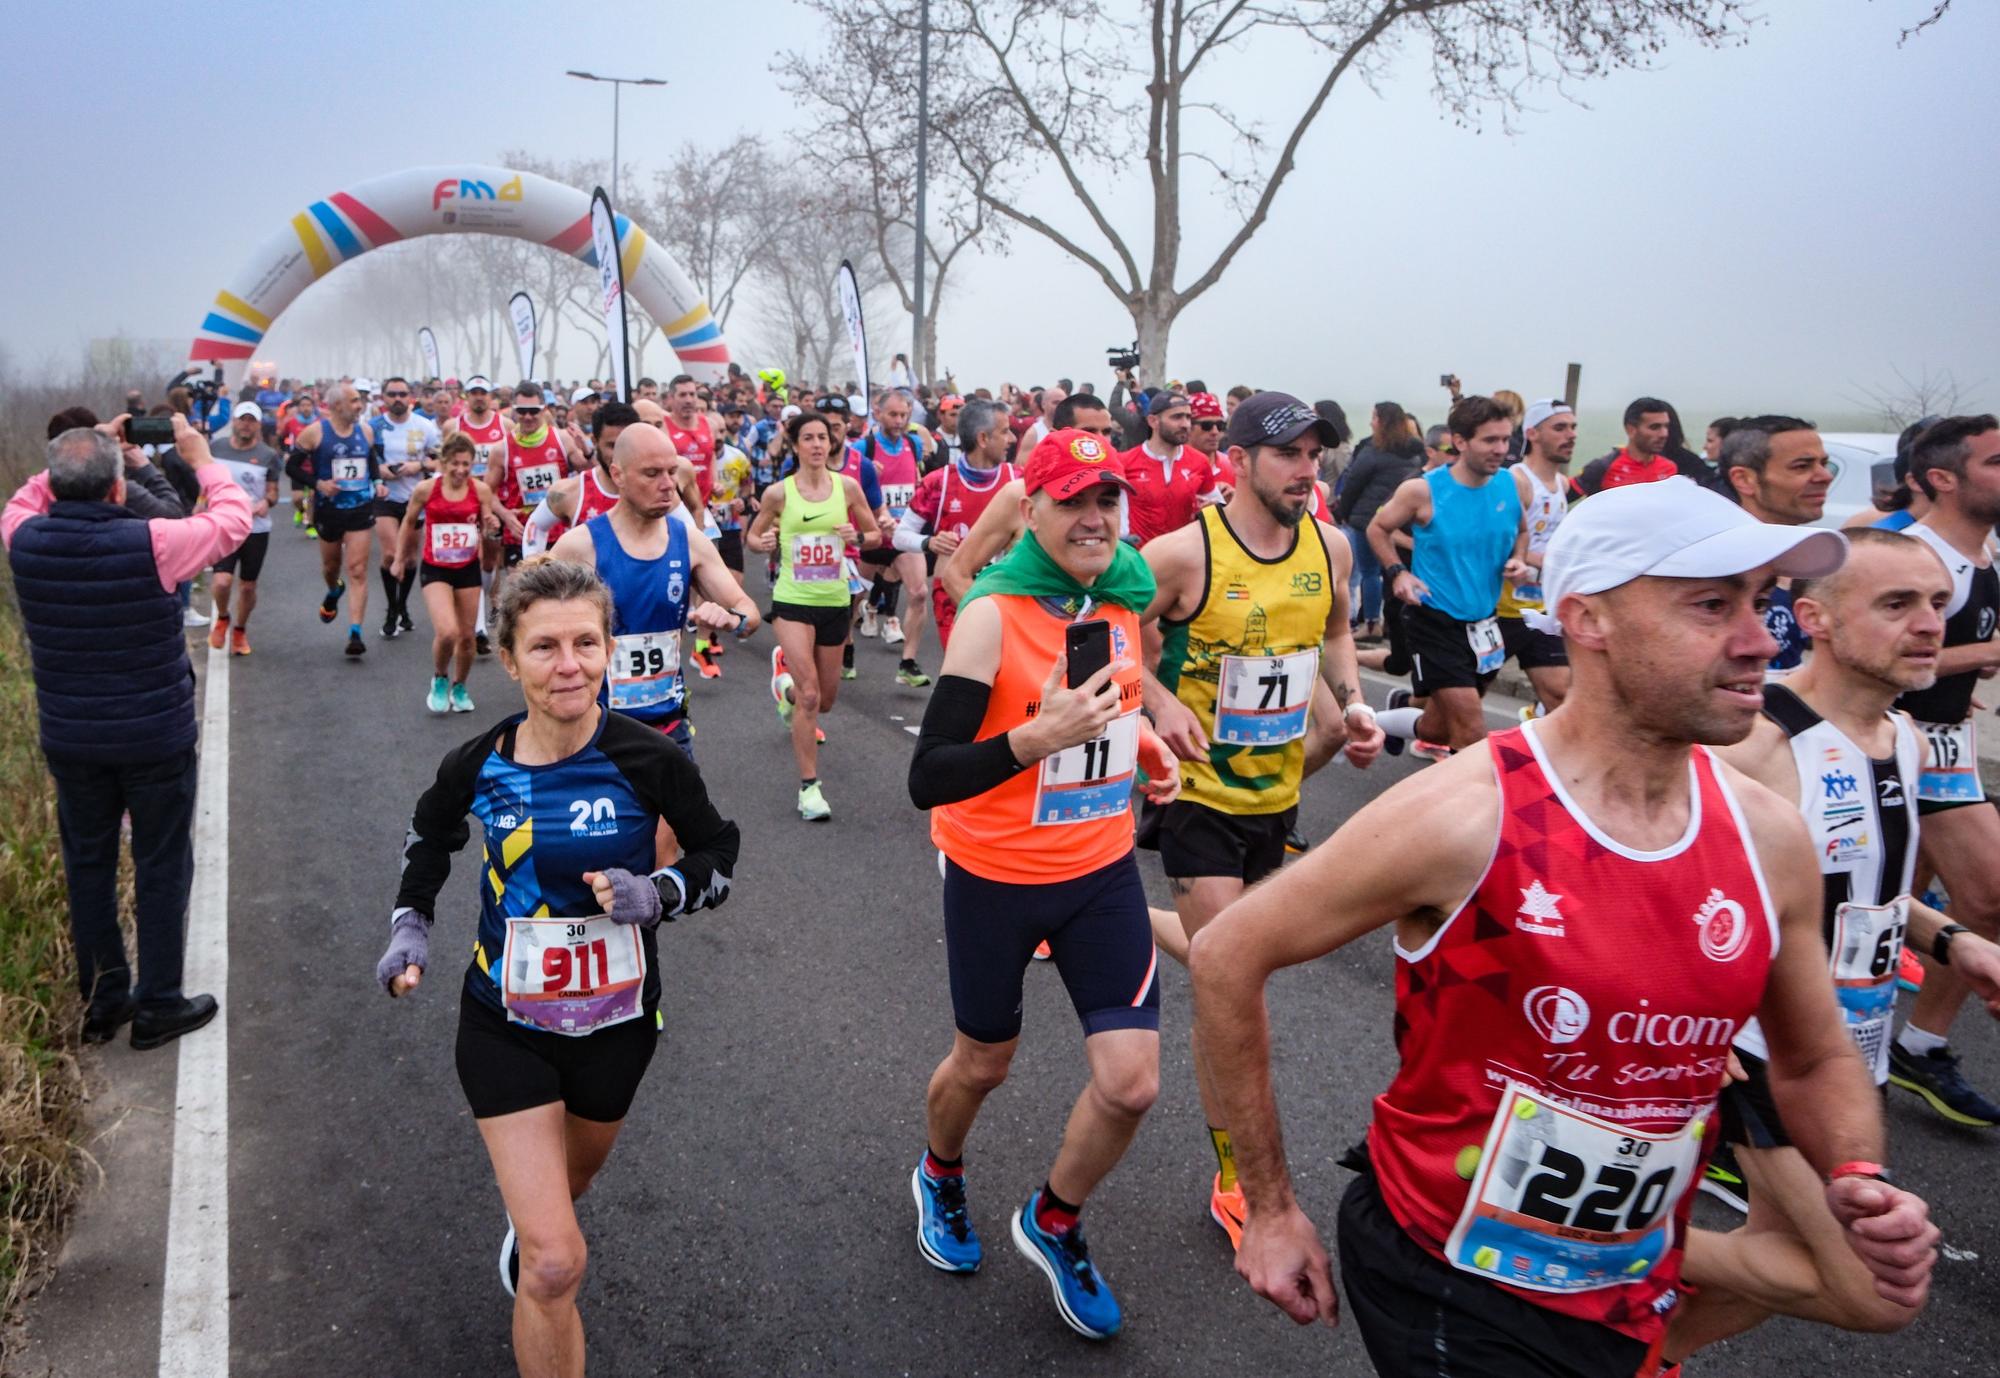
[1122,442,1216,545]
[1598,448,1678,489]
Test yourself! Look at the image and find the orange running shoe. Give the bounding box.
[690,643,721,679]
[1898,944,1926,993]
[207,613,230,650]
[1032,940,1052,961]
[230,625,251,656]
[1209,1173,1246,1250]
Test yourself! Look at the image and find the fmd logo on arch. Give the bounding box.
[434,175,525,210]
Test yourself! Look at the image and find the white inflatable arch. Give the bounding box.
[187,164,729,386]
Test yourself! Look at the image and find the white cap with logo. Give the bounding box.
[1523,477,1848,635]
[463,375,493,393]
[232,401,263,421]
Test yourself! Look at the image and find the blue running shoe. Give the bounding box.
[1889,1043,2000,1127]
[911,1160,981,1273]
[1011,1192,1121,1339]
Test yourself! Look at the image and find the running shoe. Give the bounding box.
[815,726,827,744]
[345,630,367,657]
[230,626,251,657]
[1518,704,1538,724]
[1412,739,1454,762]
[319,582,345,624]
[1209,1173,1247,1250]
[842,664,858,681]
[912,1159,982,1273]
[1383,687,1410,757]
[207,614,230,650]
[1033,940,1053,961]
[858,605,879,638]
[475,631,491,656]
[897,662,932,688]
[499,1220,520,1298]
[798,781,831,822]
[304,525,318,539]
[292,507,304,528]
[426,677,450,714]
[1284,827,1309,855]
[1888,1043,2000,1127]
[771,648,795,726]
[1011,1192,1121,1340]
[883,616,905,646]
[1897,945,1927,993]
[690,642,721,679]
[399,611,415,634]
[450,683,475,713]
[1699,1141,1749,1214]
[1387,687,1410,711]
[382,607,400,639]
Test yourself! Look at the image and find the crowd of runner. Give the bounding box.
[22,360,2000,1378]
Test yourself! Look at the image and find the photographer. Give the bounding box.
[45,407,184,519]
[2,415,252,1050]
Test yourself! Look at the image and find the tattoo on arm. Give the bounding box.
[1332,680,1353,709]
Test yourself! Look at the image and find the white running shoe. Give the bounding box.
[882,616,905,646]
[859,605,880,638]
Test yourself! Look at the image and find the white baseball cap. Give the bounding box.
[1522,398,1573,431]
[463,375,492,393]
[1523,477,1848,635]
[353,377,377,394]
[571,387,598,406]
[232,400,263,421]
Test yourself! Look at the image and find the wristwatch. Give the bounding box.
[1382,562,1408,583]
[1933,922,1970,966]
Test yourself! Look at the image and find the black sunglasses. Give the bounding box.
[383,390,411,399]
[1194,419,1225,431]
[514,406,543,417]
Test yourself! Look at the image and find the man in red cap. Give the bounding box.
[1122,391,1217,545]
[905,428,1181,1340]
[1187,391,1227,466]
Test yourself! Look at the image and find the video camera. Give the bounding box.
[1105,342,1141,373]
[170,365,225,415]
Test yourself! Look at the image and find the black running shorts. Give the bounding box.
[1151,799,1293,884]
[1500,615,1568,671]
[372,497,409,523]
[213,531,269,581]
[316,503,374,540]
[941,849,1160,1044]
[1338,1167,1653,1378]
[454,990,659,1123]
[420,561,483,591]
[1405,603,1499,696]
[772,599,851,647]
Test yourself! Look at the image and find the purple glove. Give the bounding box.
[375,909,431,993]
[597,867,664,928]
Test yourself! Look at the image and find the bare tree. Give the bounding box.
[751,183,898,388]
[1849,365,1979,430]
[643,136,788,335]
[832,0,1758,377]
[777,6,1005,382]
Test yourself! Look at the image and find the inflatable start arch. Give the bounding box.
[187,164,730,386]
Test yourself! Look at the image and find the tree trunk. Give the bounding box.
[1132,293,1177,387]
[920,308,940,387]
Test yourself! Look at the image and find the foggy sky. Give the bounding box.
[3,0,1994,421]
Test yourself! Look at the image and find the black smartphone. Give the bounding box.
[125,417,175,446]
[1438,373,1455,388]
[1065,618,1113,690]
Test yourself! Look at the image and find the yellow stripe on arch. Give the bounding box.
[291,213,333,278]
[214,290,271,330]
[619,226,647,286]
[661,304,709,337]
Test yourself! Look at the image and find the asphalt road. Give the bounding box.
[13,523,2000,1377]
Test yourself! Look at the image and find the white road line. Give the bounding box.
[159,645,230,1377]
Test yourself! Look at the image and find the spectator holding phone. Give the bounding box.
[3,414,252,1051]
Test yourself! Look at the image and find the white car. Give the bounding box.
[1814,432,1900,528]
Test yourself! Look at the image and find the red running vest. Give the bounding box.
[1369,723,1777,1345]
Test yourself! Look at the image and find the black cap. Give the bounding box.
[1224,390,1343,451]
[817,393,852,416]
[1147,390,1190,417]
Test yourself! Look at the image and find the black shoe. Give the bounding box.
[318,582,345,624]
[475,631,491,656]
[82,996,137,1044]
[131,994,218,1050]
[399,612,415,633]
[1382,687,1411,757]
[1889,1042,2000,1127]
[345,631,367,657]
[382,609,400,639]
[1284,827,1310,855]
[1698,1140,1749,1213]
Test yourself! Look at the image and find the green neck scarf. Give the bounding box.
[961,528,1156,615]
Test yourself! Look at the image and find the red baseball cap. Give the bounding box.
[1188,391,1224,420]
[1024,428,1134,500]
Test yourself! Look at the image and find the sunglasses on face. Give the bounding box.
[514,407,542,418]
[384,391,411,399]
[1195,420,1225,431]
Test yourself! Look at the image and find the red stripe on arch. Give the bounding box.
[674,345,731,364]
[190,339,256,361]
[545,215,591,256]
[329,192,401,248]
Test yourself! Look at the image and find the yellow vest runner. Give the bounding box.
[773,474,850,607]
[1156,506,1334,814]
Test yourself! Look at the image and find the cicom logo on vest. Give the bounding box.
[1523,985,1591,1045]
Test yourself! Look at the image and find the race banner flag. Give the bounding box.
[417,326,440,382]
[837,259,868,395]
[589,188,632,403]
[509,291,537,383]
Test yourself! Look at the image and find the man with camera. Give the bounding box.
[3,414,252,1049]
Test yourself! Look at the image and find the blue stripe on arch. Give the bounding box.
[669,321,722,348]
[200,312,263,344]
[309,200,364,261]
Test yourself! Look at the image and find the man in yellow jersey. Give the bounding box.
[1139,391,1386,1248]
[906,430,1180,1340]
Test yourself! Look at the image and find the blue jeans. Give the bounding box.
[1344,523,1383,623]
[48,748,200,1010]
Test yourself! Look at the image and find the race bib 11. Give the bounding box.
[1033,710,1140,826]
[1916,719,1982,804]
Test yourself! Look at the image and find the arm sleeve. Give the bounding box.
[908,675,1029,809]
[522,496,563,558]
[892,507,931,554]
[609,723,740,918]
[393,737,485,915]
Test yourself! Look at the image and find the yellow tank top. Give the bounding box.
[1157,506,1334,814]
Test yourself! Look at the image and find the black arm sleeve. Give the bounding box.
[908,674,1030,810]
[393,734,487,915]
[602,715,740,917]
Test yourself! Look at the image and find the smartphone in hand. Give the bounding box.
[1065,619,1113,690]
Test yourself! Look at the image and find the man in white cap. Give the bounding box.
[207,401,282,655]
[1494,399,1577,714]
[1191,478,1939,1378]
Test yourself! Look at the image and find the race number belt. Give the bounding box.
[428,522,479,566]
[1915,719,1981,803]
[1033,710,1139,826]
[790,533,842,582]
[1831,897,1909,1080]
[1214,649,1318,746]
[1467,617,1504,676]
[1444,1083,1702,1294]
[610,630,683,710]
[500,913,645,1037]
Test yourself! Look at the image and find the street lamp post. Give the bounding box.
[565,70,667,204]
[912,0,930,385]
